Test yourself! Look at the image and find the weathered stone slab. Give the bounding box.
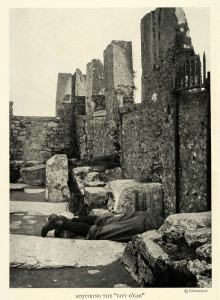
[105,180,163,215]
[196,243,211,262]
[45,154,70,202]
[122,211,212,287]
[123,230,168,285]
[10,234,126,268]
[10,201,74,219]
[84,187,108,209]
[123,230,167,269]
[160,211,211,232]
[20,164,46,186]
[184,228,211,247]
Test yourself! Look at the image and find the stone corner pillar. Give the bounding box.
[55,73,73,117]
[72,68,86,116]
[86,59,104,115]
[141,7,194,104]
[45,154,70,202]
[104,40,134,116]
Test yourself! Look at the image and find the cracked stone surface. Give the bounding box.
[10,234,126,269]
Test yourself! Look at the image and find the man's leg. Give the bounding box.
[87,216,146,242]
[88,212,165,242]
[41,214,91,237]
[69,215,98,225]
[57,220,91,237]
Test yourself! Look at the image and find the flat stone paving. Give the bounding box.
[10,194,138,288]
[10,234,126,268]
[10,200,127,269]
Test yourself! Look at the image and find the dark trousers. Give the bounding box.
[60,212,164,242]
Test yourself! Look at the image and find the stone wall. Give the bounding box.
[10,115,71,161]
[139,8,194,216]
[77,44,134,161]
[179,90,210,213]
[118,8,210,217]
[9,8,210,217]
[120,90,210,216]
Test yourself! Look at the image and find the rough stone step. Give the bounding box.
[10,234,126,269]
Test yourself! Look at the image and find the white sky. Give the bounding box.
[9,7,210,117]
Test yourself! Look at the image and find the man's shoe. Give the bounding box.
[48,213,59,221]
[41,214,60,237]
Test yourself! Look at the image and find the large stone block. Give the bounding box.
[10,234,126,269]
[45,154,70,202]
[84,187,108,209]
[160,211,211,232]
[20,164,46,186]
[105,180,163,215]
[122,211,212,287]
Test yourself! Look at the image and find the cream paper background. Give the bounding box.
[1,0,219,299]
